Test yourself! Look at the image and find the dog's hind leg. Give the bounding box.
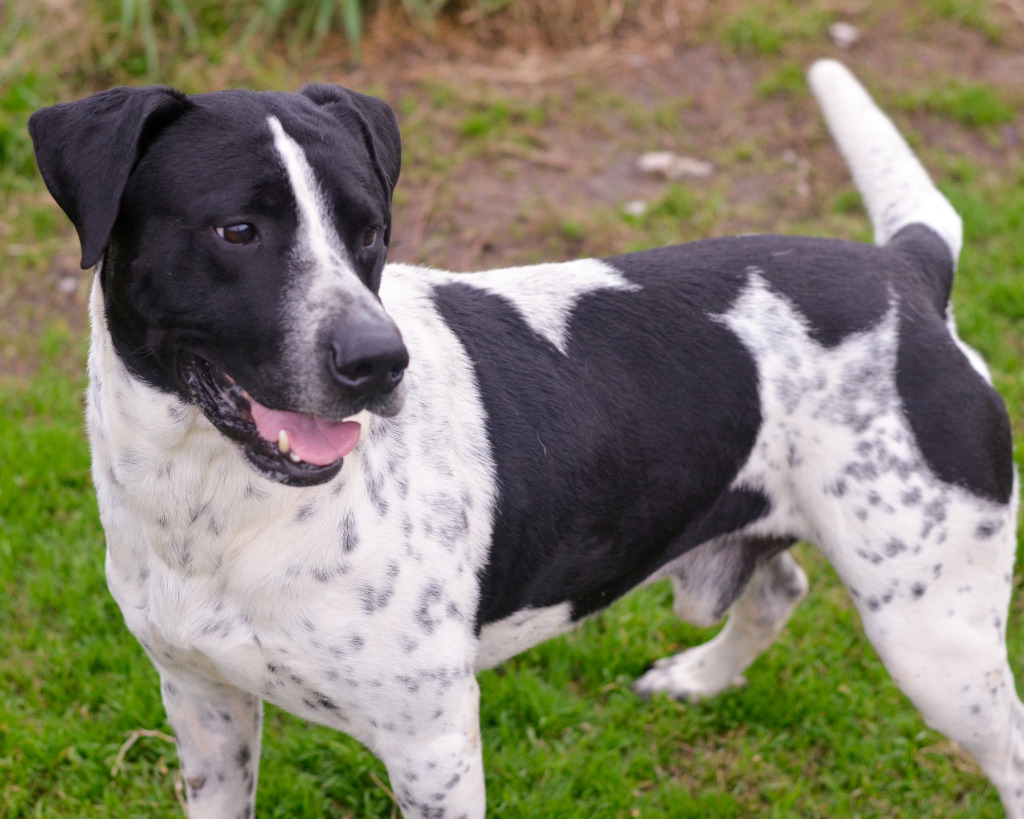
[157,667,263,819]
[635,544,808,701]
[815,488,1024,818]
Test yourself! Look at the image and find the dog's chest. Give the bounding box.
[97,433,484,721]
[85,269,508,725]
[91,394,487,734]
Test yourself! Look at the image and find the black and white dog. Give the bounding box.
[30,60,1023,817]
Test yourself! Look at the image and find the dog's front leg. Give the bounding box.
[380,675,487,819]
[157,666,263,819]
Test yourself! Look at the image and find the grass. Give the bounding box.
[719,0,833,55]
[3,364,1018,815]
[892,78,1017,128]
[3,0,1024,816]
[923,0,1005,41]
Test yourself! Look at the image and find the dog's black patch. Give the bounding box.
[890,232,1014,504]
[433,255,765,627]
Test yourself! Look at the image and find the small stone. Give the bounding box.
[637,151,714,180]
[829,21,860,49]
[57,276,78,295]
[623,199,648,217]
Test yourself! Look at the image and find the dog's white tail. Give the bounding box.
[808,59,962,267]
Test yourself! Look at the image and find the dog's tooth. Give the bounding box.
[289,452,302,463]
[278,429,291,454]
[240,388,253,402]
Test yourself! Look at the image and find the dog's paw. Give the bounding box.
[633,646,747,702]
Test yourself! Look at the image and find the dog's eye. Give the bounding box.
[216,223,258,245]
[361,226,380,249]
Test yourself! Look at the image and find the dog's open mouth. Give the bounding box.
[182,356,359,487]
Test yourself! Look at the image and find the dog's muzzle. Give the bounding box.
[182,320,409,488]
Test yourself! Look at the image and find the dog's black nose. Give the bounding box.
[329,318,408,398]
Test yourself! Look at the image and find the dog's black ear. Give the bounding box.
[299,83,402,199]
[29,86,193,269]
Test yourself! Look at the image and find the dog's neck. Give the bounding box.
[87,272,296,570]
[87,270,207,457]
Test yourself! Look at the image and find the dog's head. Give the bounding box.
[30,84,407,487]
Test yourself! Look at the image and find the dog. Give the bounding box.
[29,59,1023,818]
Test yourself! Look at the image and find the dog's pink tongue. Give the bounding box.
[250,401,361,466]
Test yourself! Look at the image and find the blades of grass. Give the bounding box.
[313,0,336,40]
[311,0,364,57]
[237,0,290,56]
[342,0,362,55]
[96,0,136,69]
[237,10,270,51]
[164,0,199,46]
[400,0,434,23]
[260,0,293,44]
[118,0,136,38]
[290,3,320,52]
[0,9,44,79]
[475,0,513,13]
[137,0,160,80]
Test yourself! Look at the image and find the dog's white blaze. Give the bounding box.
[267,115,350,276]
[474,603,573,670]
[808,60,962,265]
[267,116,392,409]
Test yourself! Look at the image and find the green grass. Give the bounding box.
[4,0,1024,816]
[892,78,1017,129]
[923,0,1003,41]
[719,0,832,55]
[2,359,1017,816]
[755,61,808,99]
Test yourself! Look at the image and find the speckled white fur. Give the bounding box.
[715,273,1023,811]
